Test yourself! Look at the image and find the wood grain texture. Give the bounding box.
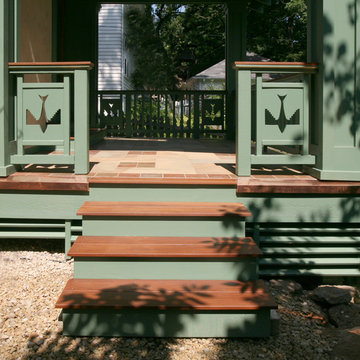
[55,279,277,310]
[233,62,318,73]
[68,236,262,258]
[77,201,252,217]
[8,61,94,68]
[237,176,360,194]
[0,177,89,192]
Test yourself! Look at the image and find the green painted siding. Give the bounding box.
[0,186,359,224]
[0,191,87,219]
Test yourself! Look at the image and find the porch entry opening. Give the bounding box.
[97,3,226,139]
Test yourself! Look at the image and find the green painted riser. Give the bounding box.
[82,218,245,237]
[89,186,237,203]
[62,309,271,338]
[73,259,257,281]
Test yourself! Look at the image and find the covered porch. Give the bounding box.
[0,0,359,181]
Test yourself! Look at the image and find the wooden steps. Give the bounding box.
[69,236,262,258]
[56,200,277,337]
[77,201,251,218]
[56,279,277,310]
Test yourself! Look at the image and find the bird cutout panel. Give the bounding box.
[265,95,300,133]
[26,95,61,133]
[258,85,305,146]
[202,99,224,126]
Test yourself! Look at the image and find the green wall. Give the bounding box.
[0,0,16,177]
[308,0,360,180]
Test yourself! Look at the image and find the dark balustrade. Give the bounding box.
[98,90,226,139]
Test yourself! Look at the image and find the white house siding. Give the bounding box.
[98,4,134,91]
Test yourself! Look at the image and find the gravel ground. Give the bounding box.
[0,239,358,360]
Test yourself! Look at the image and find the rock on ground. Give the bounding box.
[328,304,360,329]
[310,286,354,306]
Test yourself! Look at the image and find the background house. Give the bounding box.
[185,52,273,90]
[98,3,139,91]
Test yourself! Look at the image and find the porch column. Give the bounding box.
[307,0,360,180]
[0,0,16,177]
[226,0,247,139]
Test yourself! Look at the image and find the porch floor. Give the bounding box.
[1,138,360,193]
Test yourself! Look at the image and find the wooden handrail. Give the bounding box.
[8,61,94,72]
[233,61,318,73]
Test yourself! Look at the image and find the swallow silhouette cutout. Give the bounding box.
[26,95,61,133]
[205,103,221,122]
[265,95,300,133]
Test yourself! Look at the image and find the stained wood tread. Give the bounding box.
[237,176,360,194]
[55,279,277,310]
[77,201,251,218]
[68,236,262,258]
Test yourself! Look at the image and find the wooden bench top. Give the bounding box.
[237,176,360,194]
[68,236,262,258]
[55,279,277,310]
[77,201,251,218]
[0,174,89,192]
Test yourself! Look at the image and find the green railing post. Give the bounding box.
[0,0,16,177]
[8,62,93,175]
[235,69,251,176]
[234,62,318,176]
[74,68,90,174]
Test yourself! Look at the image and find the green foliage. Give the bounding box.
[154,4,225,82]
[248,0,307,62]
[125,5,175,90]
[126,1,307,90]
[126,4,225,90]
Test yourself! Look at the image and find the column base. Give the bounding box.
[0,164,16,177]
[305,166,360,181]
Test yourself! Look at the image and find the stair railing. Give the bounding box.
[8,62,93,174]
[233,62,318,176]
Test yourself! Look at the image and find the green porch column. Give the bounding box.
[226,0,247,140]
[0,0,16,177]
[307,0,360,180]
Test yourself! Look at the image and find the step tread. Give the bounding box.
[55,279,277,310]
[77,201,251,218]
[69,236,262,258]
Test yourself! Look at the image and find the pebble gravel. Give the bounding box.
[0,239,356,360]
